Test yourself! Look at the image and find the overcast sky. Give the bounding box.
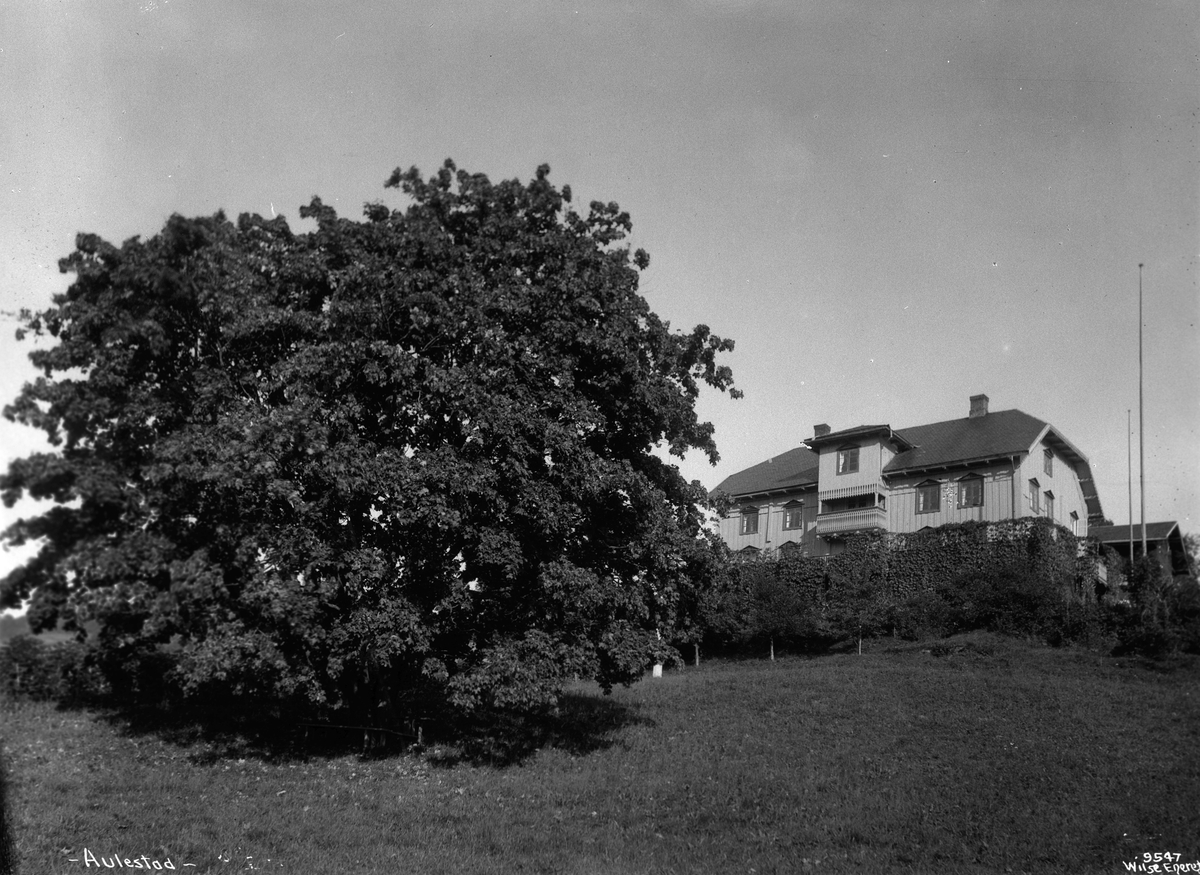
[1,1,1196,580]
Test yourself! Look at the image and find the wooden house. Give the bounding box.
[714,395,1106,557]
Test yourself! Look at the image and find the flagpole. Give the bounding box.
[1128,408,1133,560]
[1138,263,1147,558]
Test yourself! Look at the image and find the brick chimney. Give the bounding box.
[969,394,989,419]
[814,423,831,437]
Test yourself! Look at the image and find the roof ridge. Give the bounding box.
[893,407,1042,435]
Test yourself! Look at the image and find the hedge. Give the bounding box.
[706,518,1105,652]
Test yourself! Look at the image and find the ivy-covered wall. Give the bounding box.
[706,518,1106,653]
[764,517,1097,603]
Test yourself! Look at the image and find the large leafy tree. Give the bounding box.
[1,161,739,720]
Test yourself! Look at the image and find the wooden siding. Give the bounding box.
[1014,440,1091,534]
[816,440,885,490]
[720,488,828,556]
[886,465,1014,531]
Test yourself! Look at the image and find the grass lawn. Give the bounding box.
[3,632,1198,874]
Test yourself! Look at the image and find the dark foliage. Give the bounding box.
[1,161,739,726]
[0,635,108,704]
[699,521,1115,656]
[1111,558,1200,656]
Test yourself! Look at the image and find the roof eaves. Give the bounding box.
[1042,425,1091,467]
[729,484,818,501]
[805,424,914,451]
[884,452,1023,477]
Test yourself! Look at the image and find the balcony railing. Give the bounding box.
[816,506,888,536]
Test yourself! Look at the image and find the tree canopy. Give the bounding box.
[1,160,739,721]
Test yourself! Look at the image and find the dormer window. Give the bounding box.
[837,445,860,475]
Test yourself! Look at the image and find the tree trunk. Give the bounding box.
[769,637,775,662]
[693,641,700,668]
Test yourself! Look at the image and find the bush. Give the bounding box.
[873,562,1101,647]
[890,588,956,640]
[972,567,1060,636]
[92,642,177,707]
[1043,598,1103,647]
[1111,559,1200,656]
[0,635,107,703]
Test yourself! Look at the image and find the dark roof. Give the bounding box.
[712,445,819,497]
[885,409,1048,473]
[1090,521,1180,544]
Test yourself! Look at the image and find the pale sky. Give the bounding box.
[1,1,1197,581]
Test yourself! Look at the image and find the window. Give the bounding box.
[1044,449,1054,477]
[957,475,983,508]
[1044,491,1054,519]
[738,546,760,557]
[779,541,804,557]
[916,480,940,514]
[1070,511,1079,535]
[740,507,759,535]
[837,446,860,475]
[783,501,804,530]
[1028,479,1040,513]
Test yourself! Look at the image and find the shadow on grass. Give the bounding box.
[438,691,656,768]
[60,687,651,769]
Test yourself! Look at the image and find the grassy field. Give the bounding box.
[3,632,1198,874]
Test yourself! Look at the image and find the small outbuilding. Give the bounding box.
[1089,521,1192,577]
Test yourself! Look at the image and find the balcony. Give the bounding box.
[816,506,888,537]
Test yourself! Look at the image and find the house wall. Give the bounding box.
[885,463,1015,531]
[1014,440,1090,535]
[718,436,1094,551]
[816,439,885,489]
[720,488,827,556]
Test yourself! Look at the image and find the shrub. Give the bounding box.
[1112,559,1200,656]
[1043,597,1103,647]
[0,635,106,703]
[889,588,954,640]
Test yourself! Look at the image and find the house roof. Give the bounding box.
[885,409,1050,474]
[712,445,819,497]
[1090,521,1180,544]
[715,407,1105,522]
